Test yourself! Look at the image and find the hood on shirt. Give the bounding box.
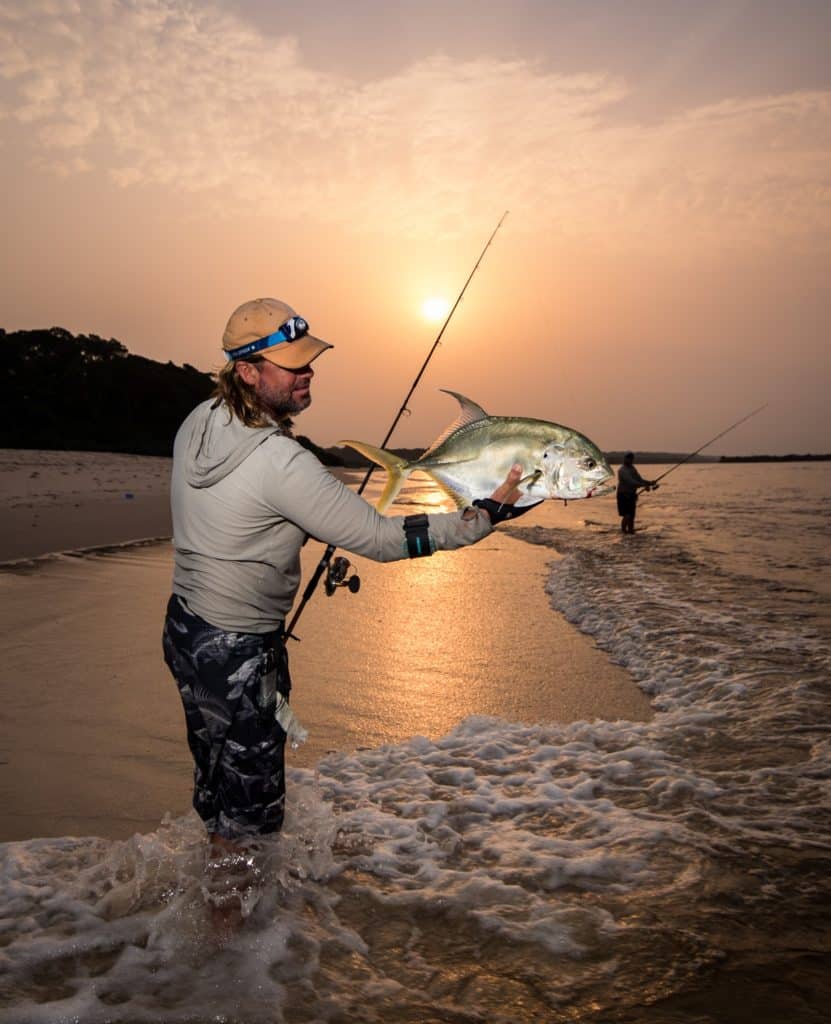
[180,399,283,488]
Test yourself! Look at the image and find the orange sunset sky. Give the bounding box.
[2,0,829,455]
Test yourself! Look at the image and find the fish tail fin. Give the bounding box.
[338,441,412,512]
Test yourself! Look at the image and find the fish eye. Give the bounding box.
[584,458,596,469]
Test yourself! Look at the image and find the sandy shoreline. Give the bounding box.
[0,448,174,562]
[0,449,652,842]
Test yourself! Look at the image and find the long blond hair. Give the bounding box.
[211,359,292,432]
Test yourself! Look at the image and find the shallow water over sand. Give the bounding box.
[1,462,829,1022]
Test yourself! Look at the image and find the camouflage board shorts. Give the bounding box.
[162,594,291,840]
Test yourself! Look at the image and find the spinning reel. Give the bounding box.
[324,556,361,597]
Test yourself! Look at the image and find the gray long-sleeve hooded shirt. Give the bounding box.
[171,400,493,632]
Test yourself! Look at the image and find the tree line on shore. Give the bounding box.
[718,453,830,462]
[1,327,339,464]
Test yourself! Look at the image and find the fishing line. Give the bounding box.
[643,403,768,490]
[283,211,510,641]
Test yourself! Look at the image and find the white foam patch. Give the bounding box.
[0,784,340,1023]
[1,710,711,1021]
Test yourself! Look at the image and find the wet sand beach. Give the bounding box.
[0,449,651,843]
[0,448,173,563]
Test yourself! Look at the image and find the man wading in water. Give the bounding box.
[163,297,535,932]
[616,451,658,534]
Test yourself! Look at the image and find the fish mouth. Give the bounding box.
[583,470,615,498]
[586,479,615,498]
[557,471,615,500]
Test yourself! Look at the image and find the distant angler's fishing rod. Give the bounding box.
[283,210,510,641]
[647,403,769,488]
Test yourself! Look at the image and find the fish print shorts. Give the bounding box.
[162,594,291,840]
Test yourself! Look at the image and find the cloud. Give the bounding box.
[1,0,829,246]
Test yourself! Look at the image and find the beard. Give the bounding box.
[244,361,314,427]
[259,384,312,424]
[266,397,308,419]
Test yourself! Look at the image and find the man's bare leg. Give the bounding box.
[205,833,252,940]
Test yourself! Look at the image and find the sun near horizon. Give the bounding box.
[0,1,828,456]
[421,296,451,323]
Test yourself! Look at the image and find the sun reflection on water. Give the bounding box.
[289,472,649,765]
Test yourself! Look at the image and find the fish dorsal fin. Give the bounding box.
[421,390,489,460]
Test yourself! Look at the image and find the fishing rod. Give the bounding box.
[644,403,768,489]
[283,210,510,641]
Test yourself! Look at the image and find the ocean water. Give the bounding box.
[1,462,829,1023]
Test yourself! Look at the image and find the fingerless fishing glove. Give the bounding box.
[472,498,543,525]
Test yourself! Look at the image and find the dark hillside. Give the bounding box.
[3,327,214,455]
[2,327,343,462]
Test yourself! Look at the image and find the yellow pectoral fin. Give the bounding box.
[430,476,469,510]
[418,458,478,510]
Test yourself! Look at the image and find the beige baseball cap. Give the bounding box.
[222,297,333,369]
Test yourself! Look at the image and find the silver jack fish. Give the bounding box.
[339,390,614,512]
